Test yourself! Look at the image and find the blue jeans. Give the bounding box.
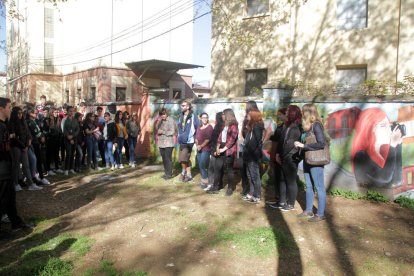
[128,136,137,163]
[115,137,124,165]
[246,160,262,198]
[104,141,115,166]
[196,151,210,180]
[28,146,37,176]
[86,136,98,166]
[304,163,326,217]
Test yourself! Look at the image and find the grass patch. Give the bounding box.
[365,190,389,203]
[328,188,365,200]
[212,226,293,257]
[0,234,94,275]
[188,222,209,239]
[329,188,390,202]
[395,196,414,210]
[84,260,147,276]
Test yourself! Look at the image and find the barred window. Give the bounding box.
[336,0,367,30]
[247,0,269,17]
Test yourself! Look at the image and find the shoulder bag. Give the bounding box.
[305,123,330,166]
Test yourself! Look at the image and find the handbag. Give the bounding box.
[304,123,330,166]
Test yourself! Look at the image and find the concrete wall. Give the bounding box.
[148,91,414,200]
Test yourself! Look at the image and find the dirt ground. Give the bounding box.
[1,165,414,275]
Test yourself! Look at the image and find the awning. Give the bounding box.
[126,59,203,75]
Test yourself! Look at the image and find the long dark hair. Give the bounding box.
[285,105,302,127]
[246,100,259,114]
[10,106,23,124]
[83,112,93,125]
[115,110,123,124]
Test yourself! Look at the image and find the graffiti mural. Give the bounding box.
[262,88,414,199]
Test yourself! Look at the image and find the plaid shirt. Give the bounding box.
[217,124,239,157]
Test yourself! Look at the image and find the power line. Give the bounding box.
[23,11,211,68]
[29,0,202,61]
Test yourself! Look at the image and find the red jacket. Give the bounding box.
[217,124,239,157]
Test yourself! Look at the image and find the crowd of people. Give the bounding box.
[0,95,329,235]
[6,95,142,193]
[155,100,329,222]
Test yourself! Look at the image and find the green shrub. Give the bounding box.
[328,188,365,200]
[365,190,389,203]
[395,196,414,210]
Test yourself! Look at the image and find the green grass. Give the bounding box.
[395,196,414,210]
[188,222,209,239]
[212,226,293,257]
[329,188,390,203]
[38,257,73,276]
[0,234,94,275]
[84,260,147,276]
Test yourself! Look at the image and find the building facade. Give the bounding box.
[6,0,196,106]
[211,0,414,97]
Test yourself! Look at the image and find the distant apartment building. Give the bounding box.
[6,0,199,107]
[211,0,414,97]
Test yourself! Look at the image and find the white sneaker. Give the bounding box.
[48,170,56,176]
[1,214,10,223]
[131,163,136,168]
[33,174,42,182]
[14,184,23,192]
[119,164,124,169]
[56,169,64,174]
[111,165,115,171]
[41,178,50,185]
[64,170,69,176]
[28,184,43,191]
[69,169,76,174]
[105,165,111,169]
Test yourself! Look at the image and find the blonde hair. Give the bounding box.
[301,103,322,131]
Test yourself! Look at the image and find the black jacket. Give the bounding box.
[243,122,264,161]
[277,123,302,159]
[0,120,12,180]
[353,145,402,188]
[9,120,32,149]
[105,121,118,143]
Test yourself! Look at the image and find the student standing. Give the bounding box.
[195,113,213,186]
[156,108,176,180]
[275,105,302,211]
[295,104,328,222]
[177,100,200,182]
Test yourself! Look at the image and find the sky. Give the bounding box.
[0,5,6,72]
[0,1,212,84]
[191,0,212,86]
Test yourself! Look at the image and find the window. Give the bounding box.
[173,89,183,99]
[247,0,269,17]
[115,87,126,102]
[44,42,54,73]
[89,87,96,101]
[336,0,367,30]
[336,66,366,94]
[44,8,54,38]
[65,89,70,104]
[341,116,348,137]
[407,172,413,185]
[245,69,268,96]
[328,118,336,138]
[76,89,81,104]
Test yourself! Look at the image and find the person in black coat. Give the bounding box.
[103,112,118,170]
[242,109,264,204]
[275,105,303,211]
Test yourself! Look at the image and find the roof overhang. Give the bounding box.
[125,59,203,76]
